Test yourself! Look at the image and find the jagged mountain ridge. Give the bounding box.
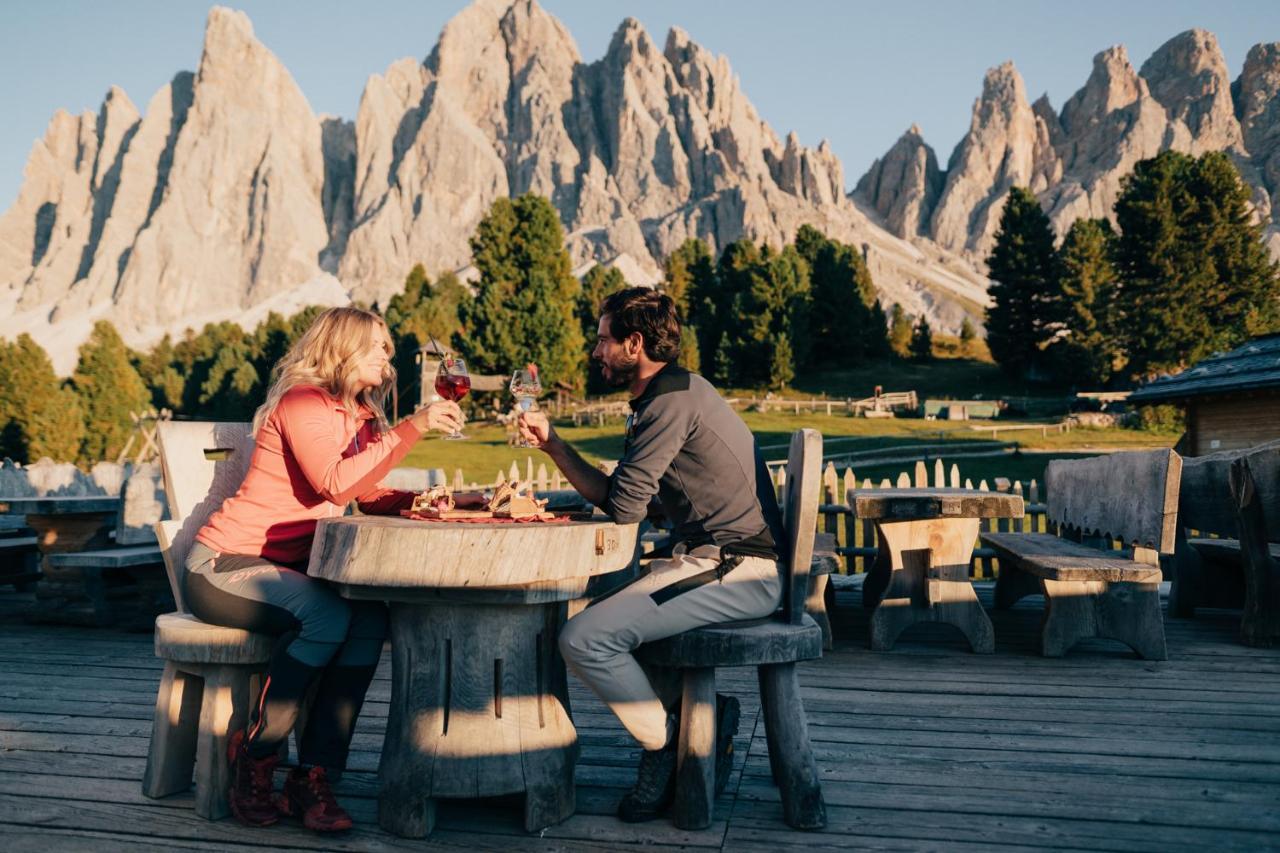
[2,4,1274,375]
[854,29,1280,261]
[0,0,989,372]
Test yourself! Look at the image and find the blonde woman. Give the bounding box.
[186,307,462,832]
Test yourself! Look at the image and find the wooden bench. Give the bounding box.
[38,467,168,628]
[982,449,1179,659]
[1171,440,1280,630]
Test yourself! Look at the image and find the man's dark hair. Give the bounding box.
[601,286,681,362]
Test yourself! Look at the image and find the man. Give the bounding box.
[520,287,784,822]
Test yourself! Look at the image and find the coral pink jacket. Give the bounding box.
[196,385,421,566]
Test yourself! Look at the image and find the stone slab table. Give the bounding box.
[308,514,640,838]
[850,488,1024,653]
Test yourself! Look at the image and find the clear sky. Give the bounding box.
[3,0,1278,212]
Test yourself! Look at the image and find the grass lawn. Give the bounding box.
[401,408,1176,489]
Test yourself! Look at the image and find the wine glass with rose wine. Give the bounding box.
[434,356,470,440]
[509,363,542,448]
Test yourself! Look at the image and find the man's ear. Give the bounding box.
[626,332,645,356]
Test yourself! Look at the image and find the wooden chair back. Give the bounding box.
[1180,439,1280,538]
[781,429,822,624]
[154,421,255,612]
[1045,448,1182,554]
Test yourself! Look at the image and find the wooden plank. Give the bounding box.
[850,489,1023,521]
[982,533,1163,582]
[1045,449,1181,552]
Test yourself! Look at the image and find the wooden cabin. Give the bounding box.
[1129,333,1280,456]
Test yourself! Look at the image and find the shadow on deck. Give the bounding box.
[0,583,1278,852]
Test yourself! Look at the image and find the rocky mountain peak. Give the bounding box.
[1236,43,1280,153]
[851,124,941,237]
[1061,46,1145,137]
[1140,28,1241,152]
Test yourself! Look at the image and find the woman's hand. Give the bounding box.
[410,400,464,436]
[518,410,557,450]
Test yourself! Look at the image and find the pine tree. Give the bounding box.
[579,264,627,393]
[72,321,151,463]
[888,304,913,358]
[662,239,714,322]
[769,333,795,389]
[794,224,884,362]
[910,316,934,362]
[1047,218,1120,386]
[985,187,1061,377]
[1114,151,1280,378]
[0,335,85,463]
[132,335,185,411]
[868,300,891,357]
[383,267,470,404]
[463,194,585,388]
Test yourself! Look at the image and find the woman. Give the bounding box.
[186,307,462,832]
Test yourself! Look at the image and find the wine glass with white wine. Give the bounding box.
[509,364,542,448]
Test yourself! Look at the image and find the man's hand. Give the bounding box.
[409,400,464,436]
[518,410,557,450]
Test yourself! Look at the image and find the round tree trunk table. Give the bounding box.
[308,514,639,838]
[850,489,1024,653]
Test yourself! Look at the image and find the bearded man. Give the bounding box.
[519,287,784,823]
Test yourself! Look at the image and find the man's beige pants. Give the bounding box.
[559,543,782,751]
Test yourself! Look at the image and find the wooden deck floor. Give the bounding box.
[1,582,1278,852]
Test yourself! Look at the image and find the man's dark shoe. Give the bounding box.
[715,693,741,796]
[227,729,280,827]
[617,741,677,823]
[276,766,354,832]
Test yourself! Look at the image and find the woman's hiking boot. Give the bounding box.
[276,765,354,832]
[227,729,280,827]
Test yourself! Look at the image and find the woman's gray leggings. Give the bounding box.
[184,541,386,768]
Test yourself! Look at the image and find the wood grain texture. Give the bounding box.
[155,421,255,614]
[868,517,994,654]
[152,613,274,665]
[377,600,578,837]
[982,534,1167,659]
[849,489,1023,522]
[1044,449,1181,552]
[673,668,716,830]
[759,663,826,830]
[141,662,202,800]
[637,618,823,668]
[980,533,1163,582]
[308,517,638,591]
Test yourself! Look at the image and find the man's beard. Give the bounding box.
[599,353,639,388]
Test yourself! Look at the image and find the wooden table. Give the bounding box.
[0,496,121,620]
[851,489,1023,653]
[308,514,640,838]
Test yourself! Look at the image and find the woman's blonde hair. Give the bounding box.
[252,306,396,437]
